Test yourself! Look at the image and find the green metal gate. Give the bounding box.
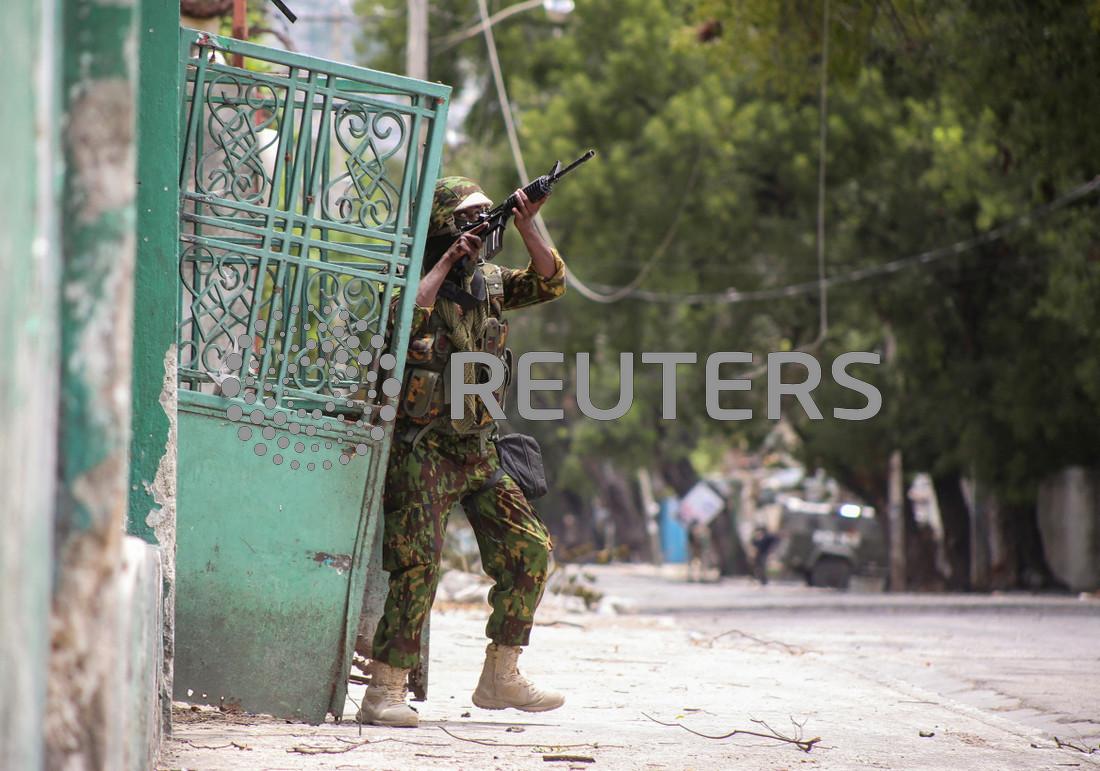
[174,29,449,722]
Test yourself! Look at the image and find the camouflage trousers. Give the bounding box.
[371,424,553,670]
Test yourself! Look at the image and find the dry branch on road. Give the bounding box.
[178,739,252,751]
[694,628,811,656]
[288,736,448,755]
[1054,736,1100,754]
[438,726,616,751]
[643,712,822,753]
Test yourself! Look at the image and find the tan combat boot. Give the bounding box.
[356,661,419,728]
[472,643,565,712]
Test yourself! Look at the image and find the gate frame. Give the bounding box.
[172,27,450,721]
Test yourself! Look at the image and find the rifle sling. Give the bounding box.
[437,279,481,311]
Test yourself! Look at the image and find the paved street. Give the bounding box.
[164,564,1100,770]
[590,565,1100,747]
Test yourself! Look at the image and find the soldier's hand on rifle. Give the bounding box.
[511,188,547,236]
[442,222,486,264]
[417,223,488,310]
[511,189,557,278]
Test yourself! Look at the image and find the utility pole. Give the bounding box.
[888,449,906,590]
[232,0,248,68]
[407,0,428,80]
[884,325,907,591]
[969,474,992,590]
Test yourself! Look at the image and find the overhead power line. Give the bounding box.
[587,174,1100,305]
[474,0,1100,307]
[441,0,545,51]
[474,0,834,312]
[475,0,643,304]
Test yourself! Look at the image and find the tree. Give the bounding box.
[356,0,1100,582]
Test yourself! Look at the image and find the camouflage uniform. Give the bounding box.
[372,178,566,670]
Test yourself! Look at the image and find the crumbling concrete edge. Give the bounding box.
[145,343,178,745]
[118,537,164,771]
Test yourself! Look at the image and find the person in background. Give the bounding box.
[751,525,779,585]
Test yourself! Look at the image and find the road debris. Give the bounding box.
[1055,737,1100,754]
[643,712,821,753]
[439,726,613,751]
[692,628,810,656]
[178,739,251,751]
[288,737,447,755]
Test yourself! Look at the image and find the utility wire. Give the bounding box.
[442,0,544,51]
[475,0,1100,309]
[475,0,824,310]
[568,150,703,303]
[585,174,1100,304]
[475,0,647,304]
[720,0,831,385]
[478,0,529,184]
[746,0,830,378]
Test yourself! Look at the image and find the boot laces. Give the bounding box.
[381,680,407,704]
[507,669,537,691]
[499,650,536,690]
[370,664,409,705]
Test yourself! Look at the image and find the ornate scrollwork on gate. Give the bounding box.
[322,103,406,230]
[178,30,449,415]
[280,270,383,397]
[178,243,260,374]
[195,74,281,214]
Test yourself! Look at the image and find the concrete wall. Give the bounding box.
[1,0,174,767]
[119,539,166,770]
[1038,466,1100,592]
[0,0,60,767]
[44,0,143,763]
[128,0,181,740]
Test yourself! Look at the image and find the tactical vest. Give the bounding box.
[398,263,512,431]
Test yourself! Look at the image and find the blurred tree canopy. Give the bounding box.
[356,0,1100,586]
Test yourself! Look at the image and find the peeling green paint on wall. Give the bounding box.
[128,0,180,543]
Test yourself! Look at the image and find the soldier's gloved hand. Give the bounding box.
[443,222,486,265]
[511,189,548,236]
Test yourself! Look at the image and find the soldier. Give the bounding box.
[357,177,567,728]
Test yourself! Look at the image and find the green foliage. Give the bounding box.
[356,0,1100,510]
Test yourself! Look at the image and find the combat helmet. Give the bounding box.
[428,176,493,237]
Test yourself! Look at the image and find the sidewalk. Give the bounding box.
[163,574,1100,770]
[584,562,1100,615]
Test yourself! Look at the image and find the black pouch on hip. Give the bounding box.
[495,433,548,500]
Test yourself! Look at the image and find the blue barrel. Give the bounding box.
[659,496,689,563]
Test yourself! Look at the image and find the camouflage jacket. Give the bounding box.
[395,250,567,430]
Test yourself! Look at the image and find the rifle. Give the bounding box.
[460,149,597,261]
[423,149,596,310]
